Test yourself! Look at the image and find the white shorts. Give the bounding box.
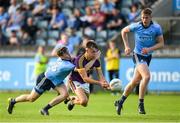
[70,81,90,94]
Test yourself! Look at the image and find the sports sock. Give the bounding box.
[43,104,52,111]
[119,95,127,105]
[139,99,144,104]
[12,99,16,105]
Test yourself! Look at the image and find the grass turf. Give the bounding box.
[0,91,180,122]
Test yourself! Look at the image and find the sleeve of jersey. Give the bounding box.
[156,25,163,37]
[95,59,101,69]
[129,23,138,32]
[76,55,84,69]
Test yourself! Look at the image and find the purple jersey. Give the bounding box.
[70,54,100,84]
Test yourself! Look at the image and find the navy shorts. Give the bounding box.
[133,52,152,66]
[34,73,55,95]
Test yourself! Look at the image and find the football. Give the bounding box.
[109,78,122,91]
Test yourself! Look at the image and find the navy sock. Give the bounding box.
[119,95,127,105]
[12,99,16,105]
[139,99,144,105]
[43,104,52,111]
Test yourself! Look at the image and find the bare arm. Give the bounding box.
[150,35,164,51]
[77,68,100,85]
[96,67,109,88]
[121,26,131,55]
[142,35,164,54]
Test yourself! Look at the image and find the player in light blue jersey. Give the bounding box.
[7,45,75,116]
[115,8,164,115]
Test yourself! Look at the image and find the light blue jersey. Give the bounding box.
[129,21,163,56]
[45,58,75,86]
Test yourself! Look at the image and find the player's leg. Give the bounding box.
[73,88,89,106]
[136,63,150,114]
[115,67,142,115]
[7,89,40,114]
[67,88,89,111]
[67,81,90,110]
[41,84,68,115]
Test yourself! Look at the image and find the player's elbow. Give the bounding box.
[82,77,90,83]
[121,29,125,36]
[121,27,128,35]
[161,42,164,48]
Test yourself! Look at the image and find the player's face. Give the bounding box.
[141,14,152,27]
[86,47,99,60]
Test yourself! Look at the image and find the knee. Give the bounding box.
[28,96,36,102]
[61,92,69,100]
[80,98,88,107]
[130,81,139,88]
[143,75,150,82]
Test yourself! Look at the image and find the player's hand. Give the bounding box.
[124,47,131,56]
[100,80,110,89]
[141,48,151,55]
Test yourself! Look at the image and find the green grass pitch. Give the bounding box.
[0,91,180,122]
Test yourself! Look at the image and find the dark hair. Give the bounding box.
[56,47,68,56]
[141,8,152,15]
[86,41,98,50]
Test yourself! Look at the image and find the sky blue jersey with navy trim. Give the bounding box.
[129,21,163,56]
[45,58,75,86]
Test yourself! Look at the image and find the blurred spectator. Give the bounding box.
[66,28,81,48]
[6,6,25,34]
[74,0,86,9]
[0,6,9,33]
[21,17,40,45]
[32,0,48,18]
[49,6,67,32]
[107,8,127,31]
[23,0,36,5]
[80,6,93,28]
[49,0,63,8]
[51,32,73,56]
[33,46,49,84]
[8,30,19,45]
[91,0,106,31]
[0,27,8,45]
[128,4,140,23]
[112,0,122,9]
[68,8,83,31]
[8,0,19,16]
[105,40,120,81]
[0,0,10,10]
[100,0,115,16]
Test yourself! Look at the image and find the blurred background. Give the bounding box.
[0,0,180,92]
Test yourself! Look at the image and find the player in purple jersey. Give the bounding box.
[65,41,109,110]
[115,8,164,115]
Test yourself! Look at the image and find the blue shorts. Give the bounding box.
[133,52,152,66]
[34,73,55,95]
